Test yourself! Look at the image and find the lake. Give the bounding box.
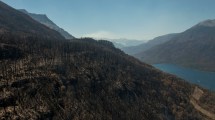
[153,64,215,91]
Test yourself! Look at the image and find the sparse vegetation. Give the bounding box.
[0,1,215,119]
[0,35,213,119]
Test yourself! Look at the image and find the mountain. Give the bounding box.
[0,1,64,40]
[19,9,75,39]
[2,37,215,120]
[1,1,215,119]
[136,19,215,71]
[122,33,178,55]
[107,39,145,48]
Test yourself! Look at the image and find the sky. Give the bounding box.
[2,0,215,40]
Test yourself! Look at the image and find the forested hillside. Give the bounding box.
[1,35,215,119]
[0,1,215,120]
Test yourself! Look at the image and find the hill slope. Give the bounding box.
[122,33,178,55]
[1,37,212,120]
[19,9,75,39]
[136,19,215,71]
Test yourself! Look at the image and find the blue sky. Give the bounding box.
[2,0,215,40]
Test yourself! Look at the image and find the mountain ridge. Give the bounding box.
[135,19,215,71]
[19,9,75,39]
[122,33,178,55]
[196,19,215,27]
[0,1,64,40]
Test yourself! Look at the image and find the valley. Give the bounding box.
[0,0,215,120]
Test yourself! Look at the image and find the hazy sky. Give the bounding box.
[2,0,215,40]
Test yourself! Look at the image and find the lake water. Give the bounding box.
[153,64,215,91]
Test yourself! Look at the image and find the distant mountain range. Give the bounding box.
[107,39,145,48]
[19,9,75,39]
[135,19,215,71]
[122,33,178,55]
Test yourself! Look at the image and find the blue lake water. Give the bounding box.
[153,64,215,91]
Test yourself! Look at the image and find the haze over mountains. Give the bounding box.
[134,19,215,71]
[19,9,75,39]
[108,38,145,48]
[122,33,178,55]
[18,9,142,47]
[0,1,215,119]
